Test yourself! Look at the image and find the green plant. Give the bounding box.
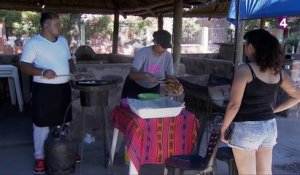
[182,18,198,44]
[84,15,113,41]
[284,32,299,49]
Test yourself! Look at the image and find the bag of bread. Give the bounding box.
[161,78,184,97]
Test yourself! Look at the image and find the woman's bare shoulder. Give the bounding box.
[235,63,251,73]
[234,63,252,81]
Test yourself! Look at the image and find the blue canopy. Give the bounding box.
[228,0,300,20]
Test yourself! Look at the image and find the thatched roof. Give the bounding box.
[0,0,230,18]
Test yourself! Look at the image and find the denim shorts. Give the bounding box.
[228,118,277,151]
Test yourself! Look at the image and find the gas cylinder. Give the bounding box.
[45,126,76,175]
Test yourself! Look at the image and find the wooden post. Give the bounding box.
[260,19,265,28]
[172,0,183,64]
[158,15,164,30]
[112,10,119,54]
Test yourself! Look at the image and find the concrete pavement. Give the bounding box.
[0,101,300,175]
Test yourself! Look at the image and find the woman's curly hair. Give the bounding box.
[244,29,284,75]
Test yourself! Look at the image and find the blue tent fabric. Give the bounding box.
[228,0,300,21]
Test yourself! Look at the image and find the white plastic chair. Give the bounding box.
[0,65,24,112]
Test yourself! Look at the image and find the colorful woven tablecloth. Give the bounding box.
[111,106,199,172]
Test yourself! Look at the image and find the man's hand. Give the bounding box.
[43,69,57,79]
[146,73,158,84]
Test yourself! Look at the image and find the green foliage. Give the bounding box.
[182,18,198,44]
[0,10,72,38]
[0,10,40,37]
[284,31,299,48]
[264,18,277,29]
[244,18,277,31]
[84,15,113,40]
[19,11,40,36]
[0,10,22,28]
[119,17,153,46]
[120,18,151,35]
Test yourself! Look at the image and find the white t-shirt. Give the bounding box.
[21,34,71,84]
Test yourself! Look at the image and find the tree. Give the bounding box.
[182,18,198,44]
[0,10,22,37]
[119,17,153,46]
[0,10,41,38]
[84,15,113,42]
[19,11,40,37]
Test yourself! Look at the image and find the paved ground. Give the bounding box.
[1,100,300,175]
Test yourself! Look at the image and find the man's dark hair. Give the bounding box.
[40,12,59,28]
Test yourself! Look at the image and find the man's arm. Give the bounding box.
[68,59,77,74]
[129,68,157,83]
[19,61,56,79]
[19,61,43,76]
[166,74,176,79]
[165,53,175,78]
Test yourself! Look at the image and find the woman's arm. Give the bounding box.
[273,97,300,113]
[280,70,300,99]
[221,65,250,143]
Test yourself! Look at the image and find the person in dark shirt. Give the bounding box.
[221,29,300,175]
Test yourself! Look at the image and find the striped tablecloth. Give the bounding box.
[111,106,199,172]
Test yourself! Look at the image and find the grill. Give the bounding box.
[178,74,231,118]
[71,78,120,168]
[72,80,117,107]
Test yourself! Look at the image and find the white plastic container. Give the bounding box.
[127,98,185,119]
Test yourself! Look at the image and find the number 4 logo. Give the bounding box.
[278,17,288,30]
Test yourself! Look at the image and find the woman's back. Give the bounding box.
[247,63,280,84]
[234,63,282,122]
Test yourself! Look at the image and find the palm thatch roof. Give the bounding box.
[0,0,230,18]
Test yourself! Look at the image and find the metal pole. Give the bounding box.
[233,0,245,66]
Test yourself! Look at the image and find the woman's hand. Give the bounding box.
[220,126,230,144]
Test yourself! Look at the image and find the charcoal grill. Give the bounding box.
[72,80,117,107]
[71,78,119,168]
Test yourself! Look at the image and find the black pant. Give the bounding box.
[121,76,160,99]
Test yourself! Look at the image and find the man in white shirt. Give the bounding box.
[20,12,76,174]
